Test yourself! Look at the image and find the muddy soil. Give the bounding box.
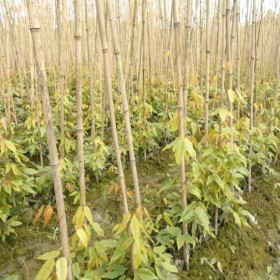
[1,153,280,279]
[181,168,280,280]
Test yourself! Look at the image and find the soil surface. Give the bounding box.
[1,153,280,279]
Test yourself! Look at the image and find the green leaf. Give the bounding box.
[35,259,55,280]
[213,174,224,189]
[98,239,117,249]
[176,233,196,250]
[173,137,185,164]
[180,201,197,222]
[110,237,134,263]
[91,222,104,237]
[37,250,60,260]
[163,213,173,227]
[72,262,80,279]
[4,275,19,280]
[24,168,38,175]
[102,264,127,279]
[137,268,157,280]
[9,221,22,227]
[56,257,67,280]
[112,212,131,236]
[21,184,36,194]
[194,205,210,232]
[5,140,16,153]
[65,138,71,154]
[189,185,201,200]
[232,212,241,227]
[164,227,181,236]
[184,137,196,159]
[161,261,178,273]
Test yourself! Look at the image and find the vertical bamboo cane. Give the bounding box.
[27,1,72,278]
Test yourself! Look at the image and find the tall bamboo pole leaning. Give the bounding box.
[55,0,66,159]
[172,0,189,270]
[272,43,280,164]
[141,0,147,160]
[220,0,226,116]
[183,0,192,117]
[74,0,86,207]
[95,0,129,215]
[107,0,142,209]
[248,0,256,192]
[125,0,138,91]
[205,0,210,145]
[84,0,96,144]
[226,0,233,143]
[26,0,72,278]
[4,5,11,123]
[236,0,241,120]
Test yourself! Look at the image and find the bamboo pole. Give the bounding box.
[107,0,142,209]
[26,0,72,278]
[74,0,86,207]
[248,0,256,192]
[172,0,189,270]
[95,0,129,215]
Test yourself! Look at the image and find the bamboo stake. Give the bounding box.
[205,0,210,144]
[95,0,129,215]
[172,0,189,270]
[248,0,256,192]
[26,1,72,278]
[84,0,96,144]
[74,0,86,207]
[107,0,142,209]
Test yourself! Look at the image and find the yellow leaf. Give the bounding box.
[5,162,11,174]
[73,206,84,229]
[132,241,142,269]
[5,139,16,153]
[1,117,7,131]
[217,261,223,273]
[56,257,67,280]
[33,205,45,225]
[37,250,60,260]
[143,207,152,221]
[225,61,232,71]
[84,206,93,224]
[112,212,131,235]
[170,112,179,132]
[126,190,134,200]
[210,75,218,87]
[228,89,235,104]
[189,72,196,85]
[77,228,89,249]
[109,182,119,195]
[65,182,74,192]
[35,259,55,280]
[219,108,228,122]
[11,163,19,175]
[130,215,141,241]
[135,207,143,221]
[43,205,54,227]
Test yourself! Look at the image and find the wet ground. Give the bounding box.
[1,153,280,279]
